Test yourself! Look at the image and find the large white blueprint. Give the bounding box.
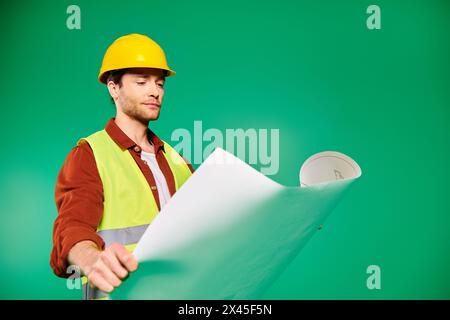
[112,148,361,299]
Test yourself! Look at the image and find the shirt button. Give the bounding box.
[143,160,147,165]
[151,186,157,190]
[134,146,141,152]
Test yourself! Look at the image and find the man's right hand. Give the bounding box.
[68,241,138,293]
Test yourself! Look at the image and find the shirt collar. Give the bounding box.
[105,118,165,153]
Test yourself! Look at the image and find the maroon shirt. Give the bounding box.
[50,118,194,278]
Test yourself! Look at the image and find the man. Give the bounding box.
[50,34,194,299]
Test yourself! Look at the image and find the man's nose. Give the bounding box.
[147,82,159,98]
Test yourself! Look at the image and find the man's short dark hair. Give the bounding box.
[107,69,129,104]
[106,68,129,86]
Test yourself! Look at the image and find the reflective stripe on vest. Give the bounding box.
[78,129,192,300]
[97,224,149,247]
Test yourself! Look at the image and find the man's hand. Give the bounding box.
[68,241,138,293]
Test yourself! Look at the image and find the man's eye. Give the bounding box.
[157,83,164,88]
[136,81,146,85]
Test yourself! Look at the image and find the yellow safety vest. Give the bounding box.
[77,129,192,300]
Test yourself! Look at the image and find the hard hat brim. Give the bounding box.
[98,67,176,84]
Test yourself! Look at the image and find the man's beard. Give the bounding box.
[120,96,160,124]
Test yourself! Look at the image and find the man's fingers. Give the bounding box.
[101,250,128,279]
[84,244,137,294]
[97,262,122,288]
[89,272,114,293]
[121,254,138,272]
[109,243,138,272]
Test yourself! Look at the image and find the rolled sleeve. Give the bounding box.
[50,140,105,278]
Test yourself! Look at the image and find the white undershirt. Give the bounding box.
[140,151,171,209]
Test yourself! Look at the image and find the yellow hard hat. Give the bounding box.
[98,33,176,84]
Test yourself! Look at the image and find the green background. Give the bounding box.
[0,0,449,299]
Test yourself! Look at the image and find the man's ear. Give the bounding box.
[107,81,119,101]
